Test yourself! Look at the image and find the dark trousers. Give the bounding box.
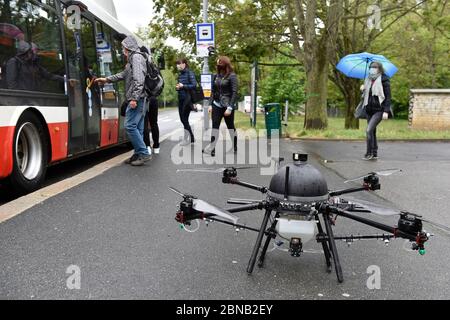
[210,106,237,151]
[144,96,160,148]
[178,94,195,142]
[366,111,383,156]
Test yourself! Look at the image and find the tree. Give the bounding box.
[259,54,306,112]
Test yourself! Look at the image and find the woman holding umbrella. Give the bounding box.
[361,61,392,160]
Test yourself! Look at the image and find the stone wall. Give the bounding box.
[409,89,450,130]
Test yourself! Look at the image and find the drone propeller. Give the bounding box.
[177,166,256,173]
[168,187,238,224]
[344,169,402,184]
[339,197,450,234]
[168,186,187,197]
[339,197,401,216]
[192,199,239,224]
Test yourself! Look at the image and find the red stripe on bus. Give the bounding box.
[100,119,119,147]
[48,122,68,163]
[0,126,15,179]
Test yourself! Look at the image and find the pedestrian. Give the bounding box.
[361,61,392,161]
[143,95,160,154]
[95,36,151,166]
[203,56,238,157]
[176,58,196,146]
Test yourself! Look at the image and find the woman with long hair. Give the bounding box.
[203,56,238,157]
[361,61,393,160]
[176,58,196,145]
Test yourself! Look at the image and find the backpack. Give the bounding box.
[132,51,164,97]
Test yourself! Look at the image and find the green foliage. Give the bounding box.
[258,55,306,112]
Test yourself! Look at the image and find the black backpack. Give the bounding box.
[130,51,164,97]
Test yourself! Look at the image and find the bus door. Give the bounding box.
[62,5,101,154]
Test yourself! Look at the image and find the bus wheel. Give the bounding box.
[10,112,48,195]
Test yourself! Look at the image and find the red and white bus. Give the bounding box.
[0,0,143,193]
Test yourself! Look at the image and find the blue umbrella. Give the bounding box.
[336,52,398,79]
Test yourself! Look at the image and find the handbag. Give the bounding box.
[354,93,367,119]
[190,85,205,104]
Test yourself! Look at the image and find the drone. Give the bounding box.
[170,153,449,283]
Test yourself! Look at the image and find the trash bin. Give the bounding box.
[264,103,282,138]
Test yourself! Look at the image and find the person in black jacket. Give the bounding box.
[203,56,238,157]
[176,58,196,145]
[361,61,393,160]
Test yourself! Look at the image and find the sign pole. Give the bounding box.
[202,0,210,131]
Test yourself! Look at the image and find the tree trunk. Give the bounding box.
[344,79,361,129]
[304,42,329,130]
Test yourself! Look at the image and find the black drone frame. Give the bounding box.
[175,168,429,283]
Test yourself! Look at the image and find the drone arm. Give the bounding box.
[323,204,417,242]
[329,186,368,197]
[224,177,268,194]
[226,201,268,213]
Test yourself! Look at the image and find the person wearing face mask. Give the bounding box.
[361,61,392,161]
[175,58,197,146]
[202,56,238,157]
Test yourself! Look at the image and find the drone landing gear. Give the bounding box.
[323,212,344,283]
[258,213,279,268]
[247,209,272,274]
[316,216,332,274]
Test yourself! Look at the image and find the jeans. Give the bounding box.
[125,98,150,156]
[366,111,383,156]
[144,96,160,148]
[210,106,237,151]
[178,94,195,142]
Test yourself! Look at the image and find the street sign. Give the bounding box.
[201,74,213,98]
[196,23,214,57]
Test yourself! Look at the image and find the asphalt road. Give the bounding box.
[0,108,201,205]
[0,137,449,300]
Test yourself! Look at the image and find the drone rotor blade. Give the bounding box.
[177,166,257,174]
[192,199,239,224]
[177,168,225,173]
[168,187,186,197]
[344,169,402,184]
[376,169,402,176]
[421,219,450,234]
[341,198,401,216]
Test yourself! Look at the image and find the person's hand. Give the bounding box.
[208,106,212,113]
[129,100,137,109]
[176,83,184,90]
[95,78,108,85]
[383,112,389,120]
[224,108,232,117]
[360,84,365,92]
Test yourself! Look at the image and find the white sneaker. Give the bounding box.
[147,146,152,155]
[153,147,160,154]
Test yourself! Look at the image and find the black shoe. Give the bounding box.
[124,154,139,164]
[131,154,152,166]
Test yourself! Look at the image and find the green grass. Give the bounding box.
[234,111,450,140]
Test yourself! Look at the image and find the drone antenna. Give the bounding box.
[284,166,290,200]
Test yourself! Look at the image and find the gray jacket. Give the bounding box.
[106,36,147,101]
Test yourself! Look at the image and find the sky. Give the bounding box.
[112,0,183,49]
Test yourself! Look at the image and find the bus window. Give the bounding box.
[0,0,65,94]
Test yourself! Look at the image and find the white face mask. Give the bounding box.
[369,67,379,75]
[176,63,185,71]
